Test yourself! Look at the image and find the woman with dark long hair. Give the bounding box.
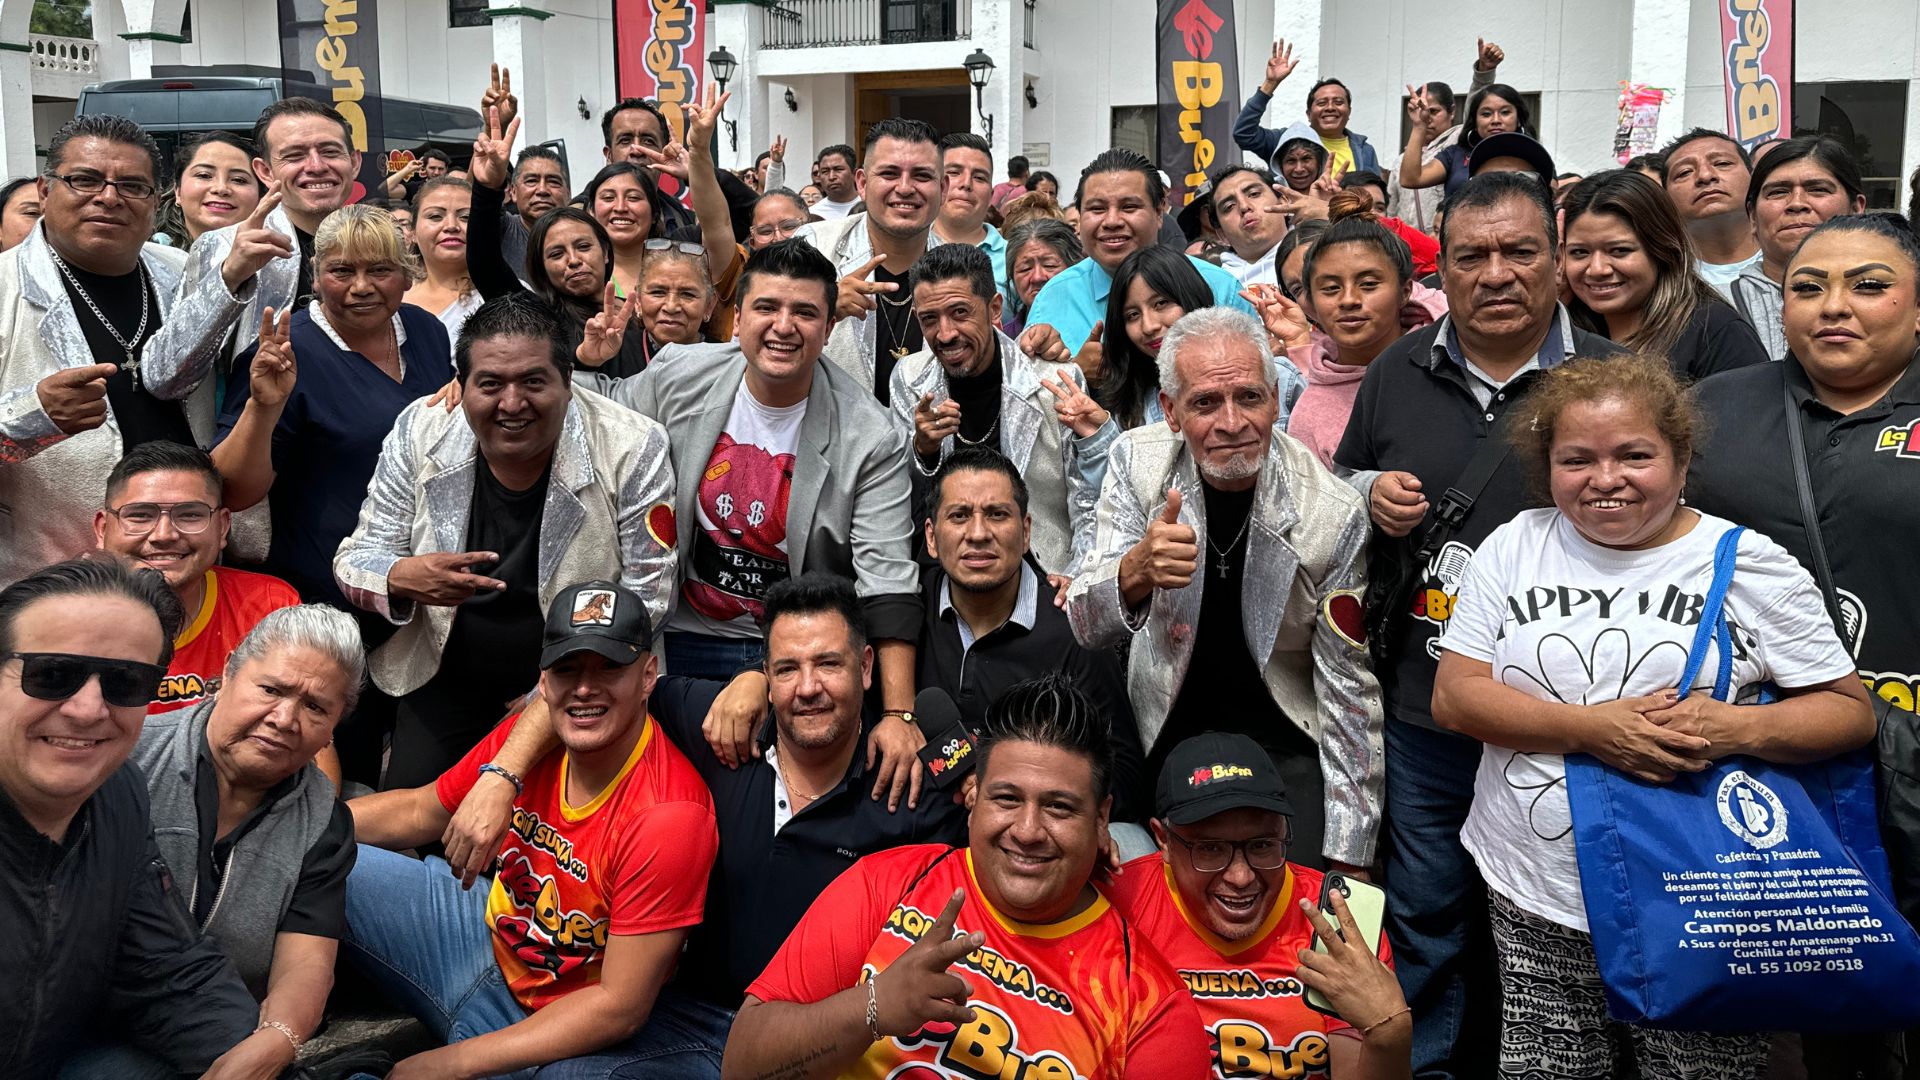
[1561,170,1768,380]
[1100,246,1221,429]
[167,131,263,247]
[1400,82,1530,198]
[466,110,649,375]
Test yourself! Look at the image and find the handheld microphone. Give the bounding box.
[912,687,978,791]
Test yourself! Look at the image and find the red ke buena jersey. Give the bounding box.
[437,712,718,1010]
[748,844,1211,1080]
[1106,855,1393,1080]
[154,566,300,714]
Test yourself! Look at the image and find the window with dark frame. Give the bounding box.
[1111,105,1156,162]
[1794,80,1908,210]
[450,0,490,29]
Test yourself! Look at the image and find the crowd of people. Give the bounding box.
[1,33,1916,1080]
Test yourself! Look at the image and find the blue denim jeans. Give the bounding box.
[343,845,726,1080]
[1382,717,1498,1080]
[56,1044,183,1080]
[663,632,765,681]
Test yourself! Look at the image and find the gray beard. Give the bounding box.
[1198,454,1262,484]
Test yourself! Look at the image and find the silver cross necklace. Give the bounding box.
[49,248,150,390]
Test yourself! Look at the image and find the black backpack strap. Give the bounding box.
[1415,431,1513,565]
[1781,379,1844,630]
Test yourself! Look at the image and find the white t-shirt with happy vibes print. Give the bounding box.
[1439,508,1855,931]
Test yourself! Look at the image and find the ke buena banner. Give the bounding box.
[276,0,385,204]
[614,0,704,147]
[1156,0,1241,211]
[1720,0,1793,151]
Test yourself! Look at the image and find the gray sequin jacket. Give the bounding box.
[1066,422,1386,864]
[0,224,216,584]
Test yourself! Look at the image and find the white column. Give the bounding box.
[1629,0,1690,150]
[1266,0,1321,128]
[489,3,551,146]
[117,0,190,78]
[0,44,30,177]
[971,0,1021,170]
[707,1,762,172]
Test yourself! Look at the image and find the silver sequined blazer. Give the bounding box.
[1066,422,1386,864]
[0,224,215,584]
[887,329,1117,576]
[333,387,678,696]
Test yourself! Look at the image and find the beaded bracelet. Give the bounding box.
[1360,1006,1411,1038]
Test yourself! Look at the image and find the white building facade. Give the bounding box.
[5,0,1918,211]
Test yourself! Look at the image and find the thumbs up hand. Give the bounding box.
[1120,487,1199,608]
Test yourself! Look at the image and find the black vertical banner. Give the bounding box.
[1156,0,1240,212]
[278,0,385,204]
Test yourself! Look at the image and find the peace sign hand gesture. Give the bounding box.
[481,63,518,130]
[470,105,521,191]
[1262,39,1299,93]
[870,889,984,1036]
[577,281,637,367]
[1405,83,1441,142]
[769,135,787,164]
[1040,368,1110,438]
[219,182,292,293]
[631,140,692,183]
[836,254,896,321]
[683,85,732,159]
[1241,284,1313,352]
[249,306,298,409]
[1310,156,1349,203]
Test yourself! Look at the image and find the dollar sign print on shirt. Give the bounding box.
[685,385,805,627]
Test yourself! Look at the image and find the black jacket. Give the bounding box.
[1333,316,1629,728]
[0,764,256,1078]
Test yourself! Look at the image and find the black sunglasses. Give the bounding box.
[8,652,166,707]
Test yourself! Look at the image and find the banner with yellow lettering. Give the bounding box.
[614,0,703,145]
[1157,0,1240,211]
[277,0,384,203]
[1720,0,1793,151]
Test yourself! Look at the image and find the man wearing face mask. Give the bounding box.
[796,119,946,407]
[333,294,678,789]
[892,244,1114,575]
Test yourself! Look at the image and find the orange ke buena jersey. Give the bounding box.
[748,844,1211,1080]
[154,566,300,713]
[1106,855,1394,1080]
[437,712,718,1010]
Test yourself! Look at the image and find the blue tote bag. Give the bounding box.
[1563,526,1920,1031]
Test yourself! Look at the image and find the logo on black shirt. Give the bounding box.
[1875,418,1920,460]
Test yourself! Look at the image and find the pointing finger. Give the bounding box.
[851,253,887,280]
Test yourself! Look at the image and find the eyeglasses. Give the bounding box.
[751,219,809,240]
[644,239,708,261]
[8,652,166,707]
[1167,831,1289,872]
[105,501,216,536]
[49,172,158,202]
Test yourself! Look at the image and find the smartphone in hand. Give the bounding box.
[1303,871,1387,1017]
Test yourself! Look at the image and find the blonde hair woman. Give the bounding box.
[211,204,456,612]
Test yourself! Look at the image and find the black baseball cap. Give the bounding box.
[1468,132,1556,181]
[1155,732,1294,825]
[538,580,653,669]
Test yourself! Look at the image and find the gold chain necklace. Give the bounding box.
[878,287,915,360]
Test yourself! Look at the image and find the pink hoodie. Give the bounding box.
[1287,283,1449,467]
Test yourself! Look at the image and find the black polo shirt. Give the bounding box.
[1334,313,1629,729]
[915,560,1147,820]
[192,735,354,937]
[1687,355,1920,711]
[647,675,968,1010]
